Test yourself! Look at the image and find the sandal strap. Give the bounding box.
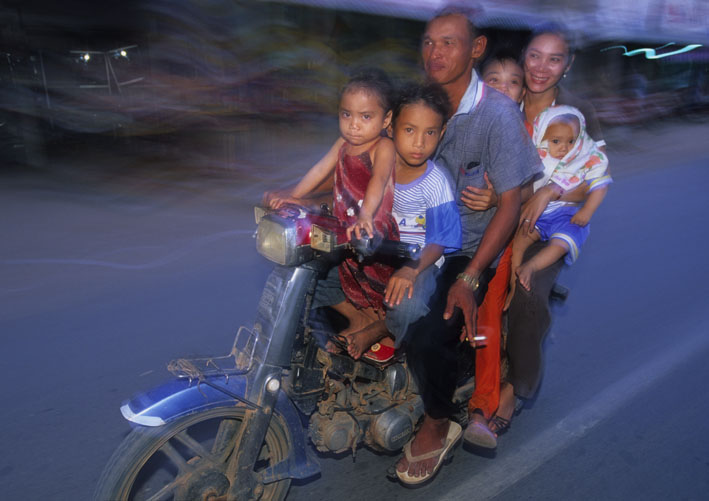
[471,407,486,418]
[489,414,511,433]
[402,437,452,463]
[329,334,349,351]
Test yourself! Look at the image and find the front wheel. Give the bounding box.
[94,407,291,501]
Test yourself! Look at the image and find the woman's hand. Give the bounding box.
[519,185,560,233]
[385,267,417,306]
[460,172,497,211]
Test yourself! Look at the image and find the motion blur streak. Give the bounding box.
[1,229,252,271]
[3,1,424,174]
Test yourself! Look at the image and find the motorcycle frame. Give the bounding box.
[119,263,324,492]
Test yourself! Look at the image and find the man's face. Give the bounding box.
[421,14,485,86]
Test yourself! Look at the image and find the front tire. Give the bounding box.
[94,406,291,501]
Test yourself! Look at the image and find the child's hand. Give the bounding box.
[262,190,277,207]
[385,267,417,306]
[347,213,374,241]
[264,192,302,210]
[263,190,296,209]
[571,209,592,227]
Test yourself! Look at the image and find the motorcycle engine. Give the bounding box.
[368,395,424,451]
[310,411,359,454]
[309,366,424,454]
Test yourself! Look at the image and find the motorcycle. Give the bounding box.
[94,202,468,501]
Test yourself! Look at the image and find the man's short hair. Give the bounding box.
[429,3,483,41]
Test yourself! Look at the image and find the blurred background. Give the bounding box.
[2,0,707,177]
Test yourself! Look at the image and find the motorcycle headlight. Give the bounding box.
[256,215,312,266]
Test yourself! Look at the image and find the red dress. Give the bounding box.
[333,139,399,311]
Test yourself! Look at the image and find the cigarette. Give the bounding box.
[472,336,486,341]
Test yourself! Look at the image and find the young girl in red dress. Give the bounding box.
[265,70,398,340]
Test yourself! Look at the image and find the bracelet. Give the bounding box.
[456,272,480,291]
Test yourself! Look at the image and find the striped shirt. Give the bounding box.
[393,161,462,266]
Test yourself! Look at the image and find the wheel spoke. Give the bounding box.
[212,418,240,460]
[96,409,290,501]
[159,440,192,473]
[173,430,219,464]
[143,478,180,501]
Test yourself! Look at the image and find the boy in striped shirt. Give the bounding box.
[344,83,462,363]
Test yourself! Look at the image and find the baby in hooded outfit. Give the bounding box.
[508,104,612,297]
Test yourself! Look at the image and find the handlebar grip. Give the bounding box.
[350,232,421,260]
[377,240,421,260]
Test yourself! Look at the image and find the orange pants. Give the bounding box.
[468,242,512,419]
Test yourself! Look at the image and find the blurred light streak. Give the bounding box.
[602,42,703,59]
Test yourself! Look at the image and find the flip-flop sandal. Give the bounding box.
[489,414,511,437]
[395,421,462,486]
[463,409,497,449]
[327,334,349,352]
[362,342,395,365]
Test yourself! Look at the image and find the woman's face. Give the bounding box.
[523,33,572,95]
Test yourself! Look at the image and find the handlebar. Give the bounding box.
[255,204,421,262]
[350,232,421,261]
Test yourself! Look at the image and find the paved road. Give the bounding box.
[1,120,708,500]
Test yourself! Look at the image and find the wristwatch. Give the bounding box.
[456,272,480,291]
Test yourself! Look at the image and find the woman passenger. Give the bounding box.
[500,24,609,435]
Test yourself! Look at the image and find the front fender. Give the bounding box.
[119,375,320,481]
[120,375,249,426]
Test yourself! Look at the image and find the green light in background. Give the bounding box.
[601,42,702,59]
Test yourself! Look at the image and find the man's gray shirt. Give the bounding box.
[433,83,542,259]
